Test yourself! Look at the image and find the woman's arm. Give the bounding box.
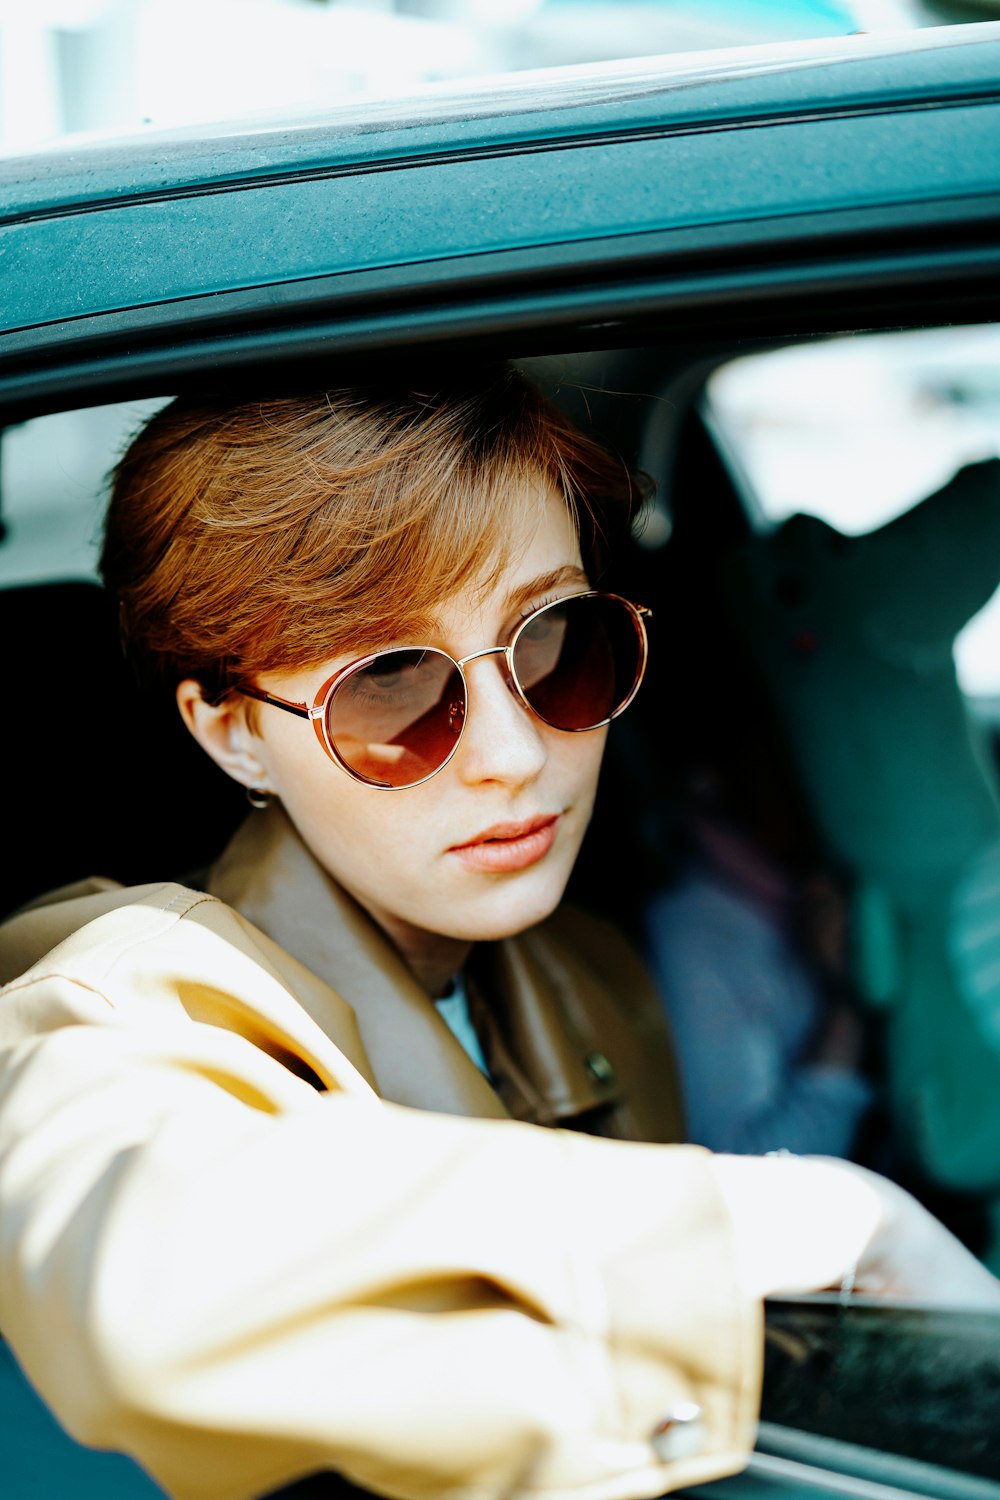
[0,883,759,1500]
[0,886,992,1500]
[0,1019,759,1500]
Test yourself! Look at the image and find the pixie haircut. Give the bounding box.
[101,363,638,699]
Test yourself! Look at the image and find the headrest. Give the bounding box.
[722,461,1000,890]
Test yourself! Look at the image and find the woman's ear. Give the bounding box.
[175,680,270,793]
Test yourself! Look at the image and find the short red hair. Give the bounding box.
[101,363,638,697]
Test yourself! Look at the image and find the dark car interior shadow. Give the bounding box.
[0,578,246,920]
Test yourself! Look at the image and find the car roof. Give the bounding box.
[3,23,999,214]
[2,22,999,419]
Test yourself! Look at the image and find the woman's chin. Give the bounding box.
[436,866,572,943]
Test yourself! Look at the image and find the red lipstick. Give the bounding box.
[448,815,558,873]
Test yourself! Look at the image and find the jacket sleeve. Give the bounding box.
[0,886,761,1500]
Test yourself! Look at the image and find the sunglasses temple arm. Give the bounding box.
[238,685,312,721]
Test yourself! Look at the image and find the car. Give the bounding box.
[3,18,1000,1500]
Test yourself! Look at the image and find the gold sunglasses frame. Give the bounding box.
[239,590,651,790]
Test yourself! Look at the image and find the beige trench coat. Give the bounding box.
[0,806,761,1500]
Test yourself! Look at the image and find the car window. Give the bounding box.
[0,399,166,587]
[658,328,1000,1367]
[5,331,1000,1493]
[703,325,1000,706]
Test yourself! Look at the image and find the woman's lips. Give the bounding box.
[448,815,559,873]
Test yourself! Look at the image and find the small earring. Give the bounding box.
[246,786,272,810]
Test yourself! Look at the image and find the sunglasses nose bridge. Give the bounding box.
[454,642,518,698]
[454,643,507,670]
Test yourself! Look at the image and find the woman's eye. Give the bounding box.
[514,595,560,636]
[366,662,405,689]
[346,651,432,704]
[521,594,559,619]
[525,613,556,638]
[520,599,564,640]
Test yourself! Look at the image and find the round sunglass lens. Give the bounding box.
[514,595,644,730]
[326,649,465,788]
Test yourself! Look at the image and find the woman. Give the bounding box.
[0,365,995,1500]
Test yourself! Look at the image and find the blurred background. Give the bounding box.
[3,0,1000,155]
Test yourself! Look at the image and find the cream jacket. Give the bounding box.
[0,808,761,1500]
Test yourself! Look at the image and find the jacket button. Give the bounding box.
[651,1403,705,1461]
[585,1051,615,1084]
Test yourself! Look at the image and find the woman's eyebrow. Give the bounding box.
[505,564,589,614]
[345,566,590,657]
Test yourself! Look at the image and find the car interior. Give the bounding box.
[3,323,1000,1494]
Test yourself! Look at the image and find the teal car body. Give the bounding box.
[2,24,1000,414]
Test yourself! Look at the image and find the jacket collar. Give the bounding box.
[207,804,507,1119]
[207,804,628,1128]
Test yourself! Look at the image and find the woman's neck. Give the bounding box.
[371,910,474,999]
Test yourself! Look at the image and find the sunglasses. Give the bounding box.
[239,590,651,790]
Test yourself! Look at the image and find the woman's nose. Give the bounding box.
[453,651,547,789]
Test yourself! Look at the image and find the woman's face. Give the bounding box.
[237,481,608,981]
